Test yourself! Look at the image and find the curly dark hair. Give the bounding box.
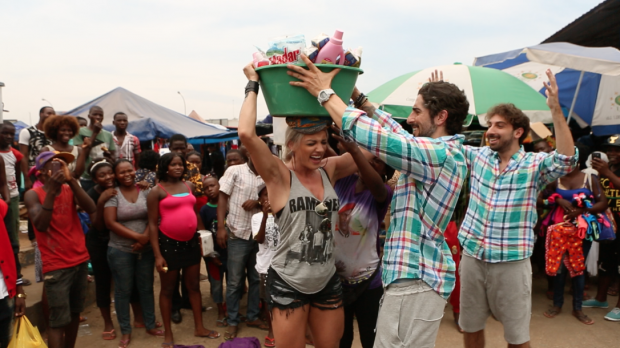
[486,103,531,145]
[43,115,80,142]
[418,82,470,136]
[138,150,160,171]
[157,152,187,182]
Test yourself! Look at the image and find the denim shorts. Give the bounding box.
[266,267,342,313]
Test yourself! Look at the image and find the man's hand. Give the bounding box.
[14,295,25,317]
[242,199,260,211]
[544,69,561,111]
[592,158,611,177]
[47,168,67,198]
[56,159,71,183]
[244,63,260,82]
[216,227,227,249]
[261,200,271,215]
[210,256,223,266]
[429,69,443,82]
[287,54,340,98]
[24,177,33,191]
[93,122,103,135]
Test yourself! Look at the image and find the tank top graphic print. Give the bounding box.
[273,169,339,294]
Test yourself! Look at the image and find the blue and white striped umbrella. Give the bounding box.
[474,42,620,135]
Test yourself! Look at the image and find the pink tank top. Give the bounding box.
[158,182,197,241]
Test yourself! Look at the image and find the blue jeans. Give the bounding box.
[204,256,227,304]
[107,247,156,335]
[225,238,260,326]
[553,240,591,311]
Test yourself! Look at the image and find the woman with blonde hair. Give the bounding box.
[238,63,358,348]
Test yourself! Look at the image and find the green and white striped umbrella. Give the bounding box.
[367,63,551,126]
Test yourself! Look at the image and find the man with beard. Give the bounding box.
[587,136,620,321]
[457,70,577,348]
[288,57,469,348]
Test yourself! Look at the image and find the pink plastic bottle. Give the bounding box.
[315,30,345,65]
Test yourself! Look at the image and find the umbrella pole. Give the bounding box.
[566,70,584,124]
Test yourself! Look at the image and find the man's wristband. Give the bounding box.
[245,81,259,97]
[354,93,368,109]
[42,206,53,212]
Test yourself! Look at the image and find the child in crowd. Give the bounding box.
[199,176,228,327]
[251,183,278,347]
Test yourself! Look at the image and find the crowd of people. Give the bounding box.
[0,55,618,348]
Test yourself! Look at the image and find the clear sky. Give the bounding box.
[0,0,603,125]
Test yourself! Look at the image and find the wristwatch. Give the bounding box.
[317,89,335,106]
[16,293,27,299]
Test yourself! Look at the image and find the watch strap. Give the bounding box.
[318,89,335,106]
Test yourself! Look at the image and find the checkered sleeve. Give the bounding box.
[133,136,141,155]
[218,166,236,196]
[462,145,483,169]
[537,147,579,187]
[342,106,447,185]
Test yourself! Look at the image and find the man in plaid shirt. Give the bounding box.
[458,70,577,348]
[287,56,470,348]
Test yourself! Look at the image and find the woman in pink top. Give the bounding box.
[147,153,220,347]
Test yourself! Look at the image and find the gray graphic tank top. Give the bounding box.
[273,169,339,294]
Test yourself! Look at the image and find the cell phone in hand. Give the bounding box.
[51,161,61,174]
[593,153,601,159]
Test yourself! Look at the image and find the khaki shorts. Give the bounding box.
[459,255,532,345]
[44,262,88,328]
[374,279,446,348]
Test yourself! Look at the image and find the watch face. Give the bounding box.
[319,91,327,99]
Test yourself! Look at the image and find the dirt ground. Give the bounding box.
[56,264,618,348]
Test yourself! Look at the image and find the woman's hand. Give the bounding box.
[330,125,359,154]
[99,188,117,204]
[155,256,168,273]
[136,233,150,246]
[244,62,259,82]
[556,198,575,213]
[136,180,150,190]
[131,242,144,253]
[564,208,585,222]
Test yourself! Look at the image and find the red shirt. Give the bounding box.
[32,185,89,274]
[0,200,17,298]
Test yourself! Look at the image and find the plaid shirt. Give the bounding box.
[458,146,578,263]
[342,107,467,299]
[219,163,263,240]
[113,133,141,168]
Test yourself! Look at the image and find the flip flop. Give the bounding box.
[135,321,163,328]
[118,338,130,348]
[264,336,276,347]
[216,318,228,327]
[146,329,165,337]
[102,329,116,340]
[246,320,269,330]
[161,342,174,348]
[544,307,561,318]
[573,311,595,325]
[195,330,220,339]
[224,329,237,341]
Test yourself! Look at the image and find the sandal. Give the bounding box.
[264,336,276,347]
[146,329,165,337]
[216,318,228,327]
[224,328,237,341]
[572,311,595,325]
[135,321,162,328]
[118,338,130,348]
[195,330,220,339]
[543,307,561,318]
[102,329,116,340]
[246,320,269,330]
[161,342,174,348]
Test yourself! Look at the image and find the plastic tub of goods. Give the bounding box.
[256,63,363,117]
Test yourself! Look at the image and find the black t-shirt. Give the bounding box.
[199,202,227,260]
[87,187,110,243]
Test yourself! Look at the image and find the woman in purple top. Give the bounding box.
[333,132,394,348]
